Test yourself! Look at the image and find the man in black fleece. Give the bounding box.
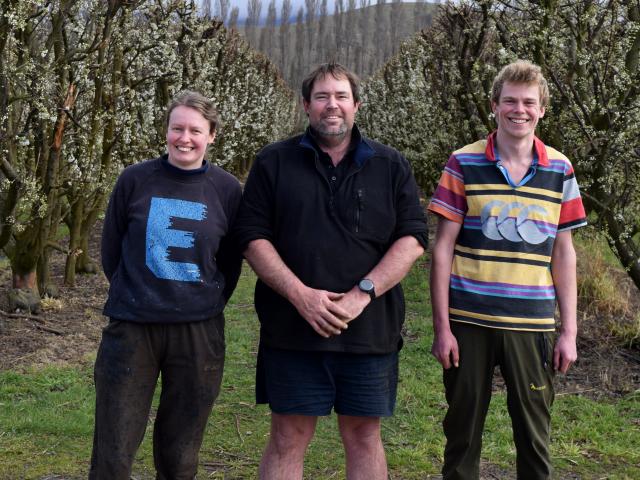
[234,63,428,480]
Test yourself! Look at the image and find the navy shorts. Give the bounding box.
[256,346,399,417]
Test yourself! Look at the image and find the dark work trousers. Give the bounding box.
[89,315,225,480]
[442,322,555,480]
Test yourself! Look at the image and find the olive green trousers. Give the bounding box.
[442,322,555,480]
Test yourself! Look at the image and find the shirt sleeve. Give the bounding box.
[427,154,467,224]
[217,181,244,303]
[391,154,429,249]
[101,172,129,282]
[558,159,587,231]
[232,153,276,254]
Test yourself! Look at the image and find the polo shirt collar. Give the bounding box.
[484,130,550,167]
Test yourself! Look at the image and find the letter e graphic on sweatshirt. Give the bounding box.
[145,197,207,282]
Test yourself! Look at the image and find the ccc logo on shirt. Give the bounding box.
[480,200,550,244]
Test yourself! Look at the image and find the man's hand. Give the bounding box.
[553,331,577,374]
[334,287,371,323]
[291,286,350,338]
[431,329,459,369]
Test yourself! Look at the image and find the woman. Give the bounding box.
[90,91,242,479]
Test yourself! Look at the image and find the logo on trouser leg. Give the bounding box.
[529,383,547,391]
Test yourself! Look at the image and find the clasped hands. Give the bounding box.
[291,285,372,338]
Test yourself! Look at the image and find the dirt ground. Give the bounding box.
[1,230,639,401]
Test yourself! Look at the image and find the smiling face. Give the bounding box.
[303,74,360,143]
[492,81,545,142]
[166,105,215,170]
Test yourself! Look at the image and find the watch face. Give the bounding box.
[359,279,374,292]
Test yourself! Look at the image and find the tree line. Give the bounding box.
[0,0,296,308]
[203,0,438,89]
[359,0,640,290]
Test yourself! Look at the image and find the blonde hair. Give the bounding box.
[165,90,221,135]
[491,60,550,107]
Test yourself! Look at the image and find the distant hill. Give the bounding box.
[224,1,440,88]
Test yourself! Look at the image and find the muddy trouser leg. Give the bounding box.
[153,314,225,480]
[442,323,497,480]
[89,320,160,480]
[500,331,555,480]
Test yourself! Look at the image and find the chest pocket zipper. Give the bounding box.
[355,188,365,233]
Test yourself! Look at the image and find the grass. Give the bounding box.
[1,261,640,479]
[575,230,631,318]
[574,229,640,349]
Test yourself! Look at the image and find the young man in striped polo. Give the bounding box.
[428,60,587,479]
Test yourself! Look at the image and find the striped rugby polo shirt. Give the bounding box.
[428,132,587,331]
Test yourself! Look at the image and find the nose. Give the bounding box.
[326,95,338,109]
[177,130,191,142]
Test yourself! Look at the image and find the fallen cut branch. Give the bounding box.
[0,309,42,321]
[29,321,64,335]
[0,309,64,335]
[556,388,596,397]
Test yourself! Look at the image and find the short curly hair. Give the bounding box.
[491,60,550,107]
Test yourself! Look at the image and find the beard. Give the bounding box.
[314,120,347,138]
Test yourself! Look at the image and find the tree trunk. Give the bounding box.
[76,203,101,275]
[37,248,53,296]
[64,195,84,286]
[76,233,98,274]
[12,270,37,291]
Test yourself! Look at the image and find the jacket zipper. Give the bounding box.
[355,188,364,232]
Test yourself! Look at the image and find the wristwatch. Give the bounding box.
[358,278,376,301]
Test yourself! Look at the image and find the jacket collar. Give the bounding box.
[299,124,376,167]
[485,130,550,167]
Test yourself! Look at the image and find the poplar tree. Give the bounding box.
[279,0,292,75]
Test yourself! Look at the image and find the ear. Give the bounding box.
[303,98,311,115]
[354,101,361,114]
[491,100,497,113]
[208,131,216,144]
[539,105,545,118]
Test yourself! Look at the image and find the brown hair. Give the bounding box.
[165,90,221,135]
[301,62,361,103]
[491,60,550,107]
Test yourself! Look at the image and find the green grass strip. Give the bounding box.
[1,264,638,479]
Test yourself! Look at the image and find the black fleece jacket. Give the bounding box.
[234,127,428,353]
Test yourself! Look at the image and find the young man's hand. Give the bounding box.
[553,332,577,373]
[431,329,460,369]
